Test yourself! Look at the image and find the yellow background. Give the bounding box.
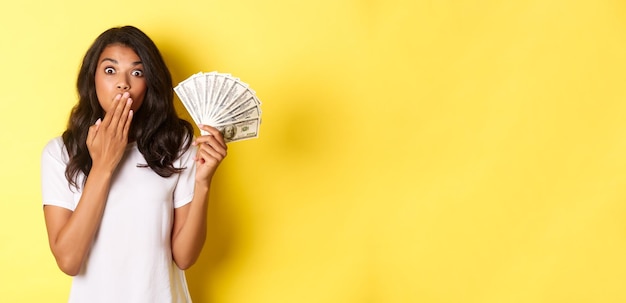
[2,0,626,302]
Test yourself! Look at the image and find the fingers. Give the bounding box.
[194,140,227,159]
[110,93,132,133]
[122,110,133,139]
[100,94,122,127]
[195,124,227,150]
[195,141,227,162]
[196,142,227,161]
[86,118,102,146]
[192,125,227,168]
[116,97,133,135]
[194,144,226,170]
[99,92,133,139]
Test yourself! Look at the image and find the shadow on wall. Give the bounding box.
[156,24,349,301]
[185,178,238,302]
[156,29,238,302]
[179,73,345,302]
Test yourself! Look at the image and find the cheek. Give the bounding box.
[94,75,111,111]
[131,82,147,111]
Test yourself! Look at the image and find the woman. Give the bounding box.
[41,25,226,302]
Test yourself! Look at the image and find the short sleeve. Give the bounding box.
[41,137,77,211]
[172,144,196,208]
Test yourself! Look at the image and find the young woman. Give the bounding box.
[41,25,226,302]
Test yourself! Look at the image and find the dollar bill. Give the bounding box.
[215,118,261,143]
[174,72,262,143]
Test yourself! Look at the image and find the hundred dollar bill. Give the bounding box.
[211,78,248,120]
[175,71,262,142]
[209,76,235,119]
[209,73,226,120]
[215,95,261,123]
[202,72,216,120]
[193,73,207,123]
[174,79,202,124]
[214,105,261,125]
[215,118,261,143]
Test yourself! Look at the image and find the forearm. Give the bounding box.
[49,167,113,275]
[171,182,211,270]
[172,124,227,269]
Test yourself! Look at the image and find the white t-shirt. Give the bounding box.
[41,137,196,303]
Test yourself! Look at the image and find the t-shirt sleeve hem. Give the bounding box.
[174,194,194,209]
[43,200,75,211]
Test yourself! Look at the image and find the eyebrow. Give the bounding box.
[100,58,143,66]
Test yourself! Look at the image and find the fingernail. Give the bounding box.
[95,118,102,125]
[127,98,133,104]
[123,92,130,98]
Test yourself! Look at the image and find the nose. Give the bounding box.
[116,76,130,91]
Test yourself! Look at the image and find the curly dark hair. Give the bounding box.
[63,25,193,188]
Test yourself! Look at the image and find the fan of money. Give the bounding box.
[174,71,262,143]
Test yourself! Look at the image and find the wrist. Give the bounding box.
[89,164,115,178]
[194,180,211,193]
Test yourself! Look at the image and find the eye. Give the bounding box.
[104,67,115,74]
[131,70,144,77]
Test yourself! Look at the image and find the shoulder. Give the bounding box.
[41,137,68,161]
[41,137,71,184]
[43,136,64,149]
